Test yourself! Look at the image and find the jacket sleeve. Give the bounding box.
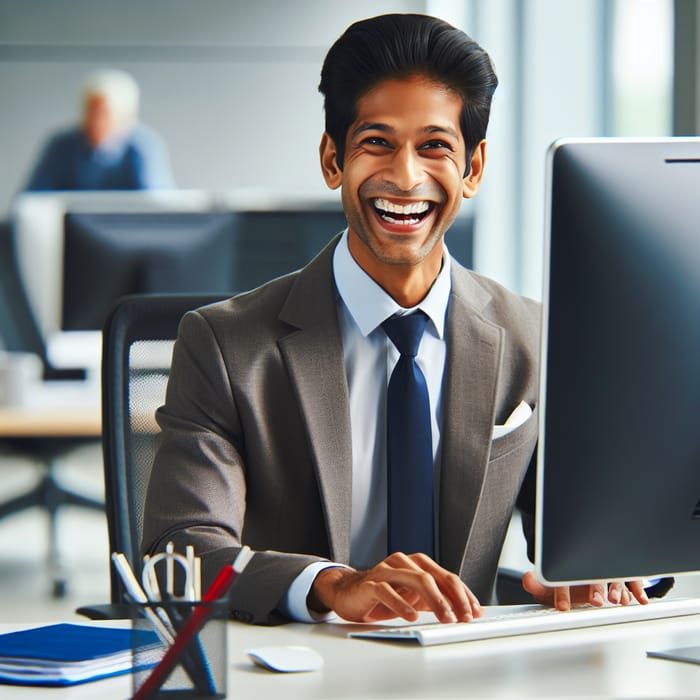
[141,309,327,625]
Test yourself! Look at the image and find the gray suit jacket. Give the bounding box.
[142,236,541,624]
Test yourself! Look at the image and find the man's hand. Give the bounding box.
[522,570,649,611]
[308,552,482,624]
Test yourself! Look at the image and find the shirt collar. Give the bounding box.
[333,229,452,339]
[84,128,132,162]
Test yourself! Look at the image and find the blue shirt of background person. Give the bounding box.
[24,69,175,192]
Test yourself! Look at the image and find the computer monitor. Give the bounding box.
[62,211,238,331]
[225,205,472,291]
[11,190,216,337]
[536,137,700,585]
[231,208,347,291]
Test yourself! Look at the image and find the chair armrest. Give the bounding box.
[75,602,132,620]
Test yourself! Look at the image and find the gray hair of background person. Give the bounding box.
[81,69,141,135]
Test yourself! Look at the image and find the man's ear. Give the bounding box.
[320,132,343,189]
[463,139,487,199]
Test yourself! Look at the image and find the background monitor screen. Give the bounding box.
[62,211,237,331]
[230,208,346,292]
[536,137,700,585]
[219,208,472,292]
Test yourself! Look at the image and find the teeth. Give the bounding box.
[373,198,430,215]
[382,215,422,225]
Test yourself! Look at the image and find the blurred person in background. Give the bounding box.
[24,69,175,191]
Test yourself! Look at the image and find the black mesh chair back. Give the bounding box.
[101,293,229,605]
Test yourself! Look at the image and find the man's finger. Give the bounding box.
[369,581,420,622]
[553,585,572,611]
[608,582,627,604]
[382,552,480,622]
[581,582,605,607]
[521,570,550,602]
[405,553,481,621]
[626,580,649,605]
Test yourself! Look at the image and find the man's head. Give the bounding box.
[318,13,498,170]
[318,14,497,305]
[81,69,140,147]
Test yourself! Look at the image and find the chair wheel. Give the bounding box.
[52,579,67,598]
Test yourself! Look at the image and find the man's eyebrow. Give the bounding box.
[423,124,460,139]
[351,122,394,139]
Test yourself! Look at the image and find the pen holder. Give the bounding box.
[130,600,229,699]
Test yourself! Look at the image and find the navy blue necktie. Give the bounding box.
[382,311,434,557]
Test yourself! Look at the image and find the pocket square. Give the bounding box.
[492,401,532,439]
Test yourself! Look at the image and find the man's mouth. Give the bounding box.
[372,198,433,225]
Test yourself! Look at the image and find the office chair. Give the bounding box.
[0,220,103,597]
[77,293,228,619]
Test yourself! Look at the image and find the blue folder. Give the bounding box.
[0,623,162,686]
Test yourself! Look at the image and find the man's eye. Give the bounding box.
[361,137,391,148]
[419,140,454,151]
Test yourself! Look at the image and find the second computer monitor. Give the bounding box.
[62,211,238,331]
[536,137,700,585]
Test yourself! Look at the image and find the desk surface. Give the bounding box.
[0,380,101,438]
[2,608,700,698]
[0,407,101,438]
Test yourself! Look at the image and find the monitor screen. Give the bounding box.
[536,137,700,585]
[231,209,347,291]
[228,209,472,291]
[12,190,216,337]
[62,211,238,331]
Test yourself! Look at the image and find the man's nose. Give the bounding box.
[385,146,424,191]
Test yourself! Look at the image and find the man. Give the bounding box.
[24,69,174,191]
[142,13,648,625]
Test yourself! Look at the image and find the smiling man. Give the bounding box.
[142,13,648,626]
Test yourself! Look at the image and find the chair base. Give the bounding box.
[0,439,103,597]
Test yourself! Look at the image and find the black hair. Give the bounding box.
[318,13,498,169]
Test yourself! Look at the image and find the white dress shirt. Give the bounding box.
[282,231,452,620]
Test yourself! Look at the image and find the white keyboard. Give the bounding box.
[348,597,700,646]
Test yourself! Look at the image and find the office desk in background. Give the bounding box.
[0,382,103,598]
[0,407,101,437]
[2,610,700,698]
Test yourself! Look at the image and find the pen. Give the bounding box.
[111,553,174,644]
[166,541,175,598]
[112,551,210,695]
[186,545,196,600]
[133,546,254,700]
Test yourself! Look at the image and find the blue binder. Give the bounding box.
[0,623,162,686]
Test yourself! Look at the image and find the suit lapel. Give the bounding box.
[277,240,353,563]
[271,243,505,572]
[439,273,503,575]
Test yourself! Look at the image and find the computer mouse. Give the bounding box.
[245,645,324,673]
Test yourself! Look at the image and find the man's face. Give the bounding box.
[82,94,116,147]
[321,75,485,292]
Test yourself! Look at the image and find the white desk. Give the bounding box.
[2,608,700,698]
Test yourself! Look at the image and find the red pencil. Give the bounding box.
[133,546,254,700]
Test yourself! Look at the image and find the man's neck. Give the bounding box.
[347,238,444,308]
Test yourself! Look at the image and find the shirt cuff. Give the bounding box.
[281,561,348,623]
[643,577,675,598]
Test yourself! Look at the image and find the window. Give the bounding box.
[610,0,673,135]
